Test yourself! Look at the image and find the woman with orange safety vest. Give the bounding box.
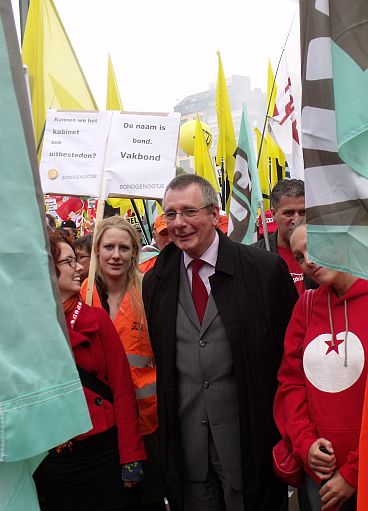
[81,216,164,511]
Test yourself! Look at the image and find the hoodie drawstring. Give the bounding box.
[327,291,348,367]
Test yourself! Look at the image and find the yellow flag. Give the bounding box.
[22,0,97,146]
[255,128,286,211]
[107,198,144,217]
[106,54,123,110]
[267,59,277,118]
[194,115,220,192]
[215,51,236,184]
[255,128,271,210]
[264,60,286,196]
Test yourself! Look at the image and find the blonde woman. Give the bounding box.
[81,216,163,510]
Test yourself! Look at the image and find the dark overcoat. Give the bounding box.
[142,230,298,510]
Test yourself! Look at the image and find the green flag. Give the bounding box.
[228,105,263,244]
[300,0,368,278]
[0,2,91,509]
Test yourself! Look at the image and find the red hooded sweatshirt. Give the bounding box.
[274,278,368,489]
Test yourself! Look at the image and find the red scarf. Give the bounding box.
[63,295,79,316]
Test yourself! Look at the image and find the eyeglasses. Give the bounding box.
[76,255,90,262]
[163,205,212,222]
[57,257,78,269]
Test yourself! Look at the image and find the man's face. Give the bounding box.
[164,184,219,259]
[64,227,77,239]
[154,228,172,251]
[75,247,91,282]
[272,195,305,248]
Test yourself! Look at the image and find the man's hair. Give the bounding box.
[163,174,219,209]
[270,179,305,209]
[74,234,92,255]
[45,213,56,229]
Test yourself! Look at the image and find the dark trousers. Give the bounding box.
[298,475,356,511]
[182,434,244,511]
[141,430,166,511]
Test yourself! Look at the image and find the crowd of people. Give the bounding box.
[37,175,367,511]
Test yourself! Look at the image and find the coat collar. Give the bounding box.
[153,229,235,280]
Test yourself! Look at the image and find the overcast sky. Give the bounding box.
[14,0,301,112]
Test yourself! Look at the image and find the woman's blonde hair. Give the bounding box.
[94,216,143,316]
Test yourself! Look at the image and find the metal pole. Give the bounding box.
[130,199,149,245]
[258,199,271,251]
[19,0,29,44]
[221,159,226,210]
[256,12,297,169]
[142,199,153,241]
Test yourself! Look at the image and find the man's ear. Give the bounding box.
[271,208,276,220]
[212,206,220,225]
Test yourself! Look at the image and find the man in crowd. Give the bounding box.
[253,179,315,294]
[142,174,298,511]
[139,214,172,273]
[45,213,56,232]
[60,219,77,239]
[74,234,92,283]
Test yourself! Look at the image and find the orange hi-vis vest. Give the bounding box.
[81,281,158,436]
[139,255,158,274]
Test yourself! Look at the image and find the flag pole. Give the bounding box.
[142,199,153,241]
[256,12,297,169]
[130,199,149,245]
[19,0,29,44]
[258,199,270,251]
[220,159,226,210]
[85,111,114,306]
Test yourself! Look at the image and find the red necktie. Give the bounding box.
[191,259,208,324]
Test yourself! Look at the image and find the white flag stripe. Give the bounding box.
[306,38,333,80]
[315,0,329,16]
[230,156,251,223]
[302,106,338,152]
[305,163,368,208]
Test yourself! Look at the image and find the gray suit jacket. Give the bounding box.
[176,261,242,490]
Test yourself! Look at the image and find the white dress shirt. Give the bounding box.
[183,232,219,295]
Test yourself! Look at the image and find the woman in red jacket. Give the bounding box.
[274,219,368,511]
[35,231,146,511]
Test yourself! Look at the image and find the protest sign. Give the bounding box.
[40,110,180,199]
[104,111,180,199]
[40,110,112,197]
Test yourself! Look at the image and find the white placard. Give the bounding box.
[40,110,112,197]
[40,110,180,199]
[104,111,180,199]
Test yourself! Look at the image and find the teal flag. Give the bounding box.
[0,2,91,509]
[300,0,368,278]
[228,104,263,244]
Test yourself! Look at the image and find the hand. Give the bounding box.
[319,470,355,510]
[308,438,336,480]
[121,461,144,487]
[123,480,139,488]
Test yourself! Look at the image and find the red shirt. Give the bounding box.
[277,246,305,296]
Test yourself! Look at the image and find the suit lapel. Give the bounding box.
[201,292,218,333]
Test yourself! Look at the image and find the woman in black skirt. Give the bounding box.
[35,231,146,510]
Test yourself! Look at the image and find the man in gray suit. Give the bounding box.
[143,174,298,511]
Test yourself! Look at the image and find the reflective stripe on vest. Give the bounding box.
[135,382,156,399]
[127,353,154,368]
